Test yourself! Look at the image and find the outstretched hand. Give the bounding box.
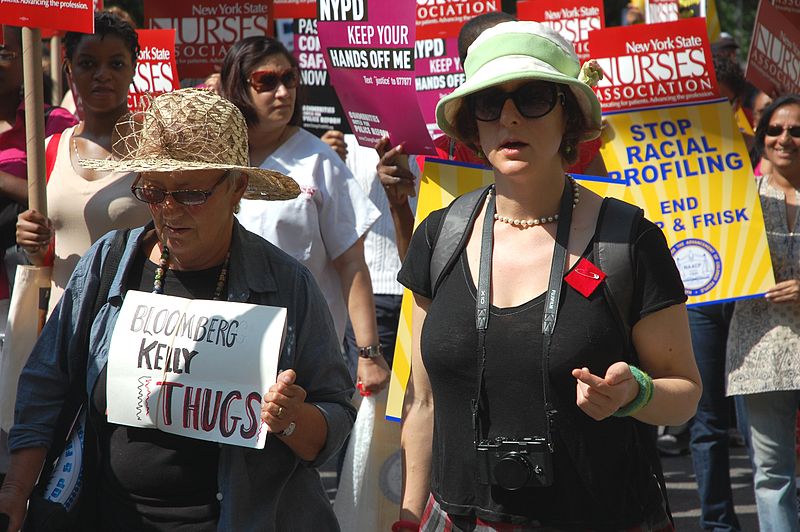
[572,362,639,421]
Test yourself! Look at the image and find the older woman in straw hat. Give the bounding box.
[395,21,700,531]
[0,88,355,532]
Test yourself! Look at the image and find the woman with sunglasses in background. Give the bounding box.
[395,22,701,531]
[15,11,150,314]
[220,37,390,395]
[726,94,800,532]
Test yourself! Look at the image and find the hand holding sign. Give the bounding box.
[262,369,307,434]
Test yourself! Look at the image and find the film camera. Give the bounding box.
[476,437,554,490]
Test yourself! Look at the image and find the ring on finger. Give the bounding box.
[276,406,285,419]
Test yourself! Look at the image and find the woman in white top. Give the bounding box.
[220,36,389,393]
[16,12,150,313]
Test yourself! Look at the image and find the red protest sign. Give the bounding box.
[771,0,800,27]
[517,0,604,62]
[746,1,800,96]
[129,29,181,112]
[144,0,274,80]
[589,18,718,113]
[645,0,679,23]
[0,0,94,34]
[415,0,500,40]
[273,0,315,19]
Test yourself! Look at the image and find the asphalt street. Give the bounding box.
[322,443,760,531]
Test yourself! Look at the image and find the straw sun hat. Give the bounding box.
[436,20,603,143]
[79,88,300,201]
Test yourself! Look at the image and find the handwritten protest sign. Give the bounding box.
[107,291,287,449]
[128,29,180,112]
[745,0,800,96]
[293,17,350,134]
[600,100,775,305]
[318,0,436,154]
[416,0,500,40]
[517,0,604,62]
[274,0,314,19]
[589,18,718,113]
[145,0,273,80]
[385,159,624,420]
[0,0,93,33]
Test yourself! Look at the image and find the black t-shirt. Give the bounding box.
[397,200,686,527]
[92,249,224,531]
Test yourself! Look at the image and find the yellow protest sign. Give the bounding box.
[600,99,775,306]
[386,159,626,420]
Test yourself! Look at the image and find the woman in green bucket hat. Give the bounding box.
[395,20,700,531]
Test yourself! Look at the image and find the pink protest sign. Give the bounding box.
[0,0,94,33]
[517,0,604,62]
[145,0,273,80]
[416,0,500,40]
[128,29,181,112]
[415,36,463,137]
[293,17,351,135]
[318,0,435,155]
[589,18,719,113]
[746,1,800,96]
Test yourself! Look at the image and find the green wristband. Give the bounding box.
[612,365,654,417]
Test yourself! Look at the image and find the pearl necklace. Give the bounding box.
[153,245,230,300]
[492,175,580,228]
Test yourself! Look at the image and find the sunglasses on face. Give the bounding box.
[468,82,562,122]
[764,124,800,138]
[248,68,300,93]
[131,172,229,206]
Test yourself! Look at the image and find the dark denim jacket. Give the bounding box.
[10,221,355,531]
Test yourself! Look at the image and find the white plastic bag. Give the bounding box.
[334,388,402,531]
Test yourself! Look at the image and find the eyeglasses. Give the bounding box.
[468,82,562,122]
[131,172,229,206]
[248,68,299,93]
[0,50,18,64]
[764,124,800,138]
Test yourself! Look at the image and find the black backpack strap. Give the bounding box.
[594,198,673,525]
[430,185,492,298]
[594,197,643,356]
[37,228,130,489]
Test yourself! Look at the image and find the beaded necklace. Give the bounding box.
[153,244,230,300]
[491,175,580,228]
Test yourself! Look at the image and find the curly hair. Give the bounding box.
[64,11,139,64]
[712,54,747,101]
[220,36,302,128]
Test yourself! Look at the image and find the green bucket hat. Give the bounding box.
[436,20,602,143]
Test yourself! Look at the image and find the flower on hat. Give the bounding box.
[578,60,604,88]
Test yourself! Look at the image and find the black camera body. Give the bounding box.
[476,437,554,490]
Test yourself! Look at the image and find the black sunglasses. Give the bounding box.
[468,82,563,122]
[248,68,300,93]
[131,172,230,206]
[764,124,800,138]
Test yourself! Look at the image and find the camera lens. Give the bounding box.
[493,452,533,490]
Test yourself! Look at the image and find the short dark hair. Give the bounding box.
[754,94,800,155]
[220,36,302,128]
[64,11,139,64]
[453,83,588,165]
[458,12,516,65]
[712,54,747,100]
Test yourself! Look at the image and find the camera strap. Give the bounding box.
[472,178,574,453]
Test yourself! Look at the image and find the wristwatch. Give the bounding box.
[280,421,296,437]
[357,344,384,359]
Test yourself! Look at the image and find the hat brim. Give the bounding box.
[79,157,300,201]
[436,54,602,144]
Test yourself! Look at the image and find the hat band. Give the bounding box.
[465,32,579,80]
